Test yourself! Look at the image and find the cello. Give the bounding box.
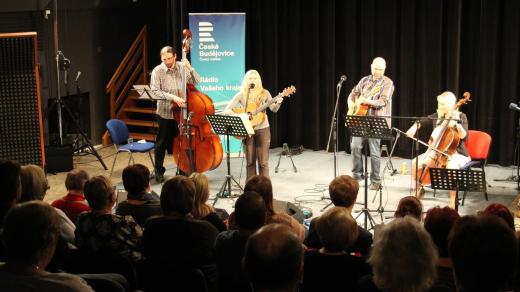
[411,92,471,189]
[172,29,223,175]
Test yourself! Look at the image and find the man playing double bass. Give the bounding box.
[150,46,201,183]
[406,91,471,208]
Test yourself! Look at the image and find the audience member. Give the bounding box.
[52,169,91,223]
[449,215,518,292]
[143,176,219,267]
[424,206,460,290]
[244,224,303,292]
[230,175,305,241]
[0,160,21,226]
[116,164,162,227]
[215,191,266,292]
[394,195,423,221]
[75,176,142,262]
[483,203,515,231]
[305,175,373,256]
[303,207,370,292]
[359,216,442,292]
[190,172,226,232]
[0,201,94,291]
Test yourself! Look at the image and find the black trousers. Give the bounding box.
[154,116,179,175]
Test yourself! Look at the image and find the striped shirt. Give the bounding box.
[150,62,201,119]
[347,75,394,117]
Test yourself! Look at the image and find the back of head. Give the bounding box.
[189,172,211,218]
[424,206,460,257]
[160,176,196,215]
[483,203,515,231]
[394,196,423,221]
[316,207,359,252]
[329,175,359,208]
[244,175,274,215]
[3,201,60,265]
[0,160,21,223]
[235,191,266,231]
[20,164,48,202]
[122,164,150,196]
[449,215,518,292]
[83,175,114,210]
[369,216,438,292]
[65,169,89,192]
[245,224,303,291]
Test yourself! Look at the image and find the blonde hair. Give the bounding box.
[241,69,265,100]
[437,91,457,118]
[20,164,48,202]
[189,172,213,219]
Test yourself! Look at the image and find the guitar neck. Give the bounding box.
[252,94,281,115]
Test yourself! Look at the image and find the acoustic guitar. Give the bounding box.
[346,83,384,116]
[233,85,296,127]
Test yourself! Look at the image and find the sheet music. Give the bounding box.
[237,113,255,136]
[132,85,167,100]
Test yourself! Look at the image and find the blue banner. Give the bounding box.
[189,13,246,154]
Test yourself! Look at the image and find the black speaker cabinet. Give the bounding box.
[0,32,45,167]
[45,144,73,173]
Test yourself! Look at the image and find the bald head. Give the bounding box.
[244,224,303,291]
[371,57,387,79]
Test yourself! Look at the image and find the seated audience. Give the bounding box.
[230,175,305,241]
[0,160,21,226]
[359,216,443,292]
[143,176,219,267]
[305,175,373,256]
[116,164,162,227]
[244,224,303,292]
[19,164,49,202]
[190,172,226,232]
[303,207,371,292]
[0,201,94,291]
[449,215,518,292]
[482,203,515,231]
[75,176,143,262]
[215,191,266,292]
[394,195,423,221]
[52,169,91,223]
[424,206,460,290]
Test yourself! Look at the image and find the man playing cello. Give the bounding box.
[406,91,471,208]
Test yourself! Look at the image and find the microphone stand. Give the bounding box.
[322,77,345,211]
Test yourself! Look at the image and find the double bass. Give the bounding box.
[411,92,471,188]
[172,29,223,175]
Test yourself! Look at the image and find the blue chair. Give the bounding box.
[106,119,155,177]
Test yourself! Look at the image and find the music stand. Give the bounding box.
[206,114,253,206]
[346,115,393,229]
[429,168,486,212]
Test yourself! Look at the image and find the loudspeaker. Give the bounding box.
[47,92,91,139]
[0,32,44,166]
[45,144,73,173]
[273,199,305,223]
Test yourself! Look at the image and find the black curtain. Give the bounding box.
[166,0,520,165]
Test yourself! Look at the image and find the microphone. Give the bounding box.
[75,71,81,82]
[337,75,347,87]
[249,83,255,89]
[509,102,520,112]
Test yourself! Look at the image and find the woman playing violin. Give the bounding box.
[406,91,471,208]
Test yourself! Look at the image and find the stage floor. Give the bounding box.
[46,146,520,229]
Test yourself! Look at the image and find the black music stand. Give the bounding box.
[346,115,393,229]
[206,114,251,206]
[429,168,486,212]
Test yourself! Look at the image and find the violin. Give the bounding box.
[172,29,223,175]
[411,92,471,186]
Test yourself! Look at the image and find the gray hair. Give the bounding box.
[368,216,438,292]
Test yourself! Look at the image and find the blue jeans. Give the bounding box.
[351,137,381,183]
